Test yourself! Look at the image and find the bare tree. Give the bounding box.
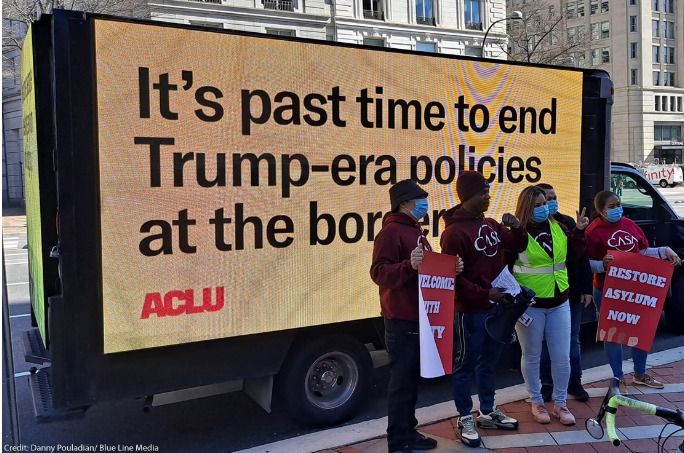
[498,0,592,66]
[3,0,149,71]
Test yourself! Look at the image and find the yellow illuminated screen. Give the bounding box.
[94,19,583,353]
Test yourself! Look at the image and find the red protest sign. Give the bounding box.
[418,251,457,378]
[597,251,674,352]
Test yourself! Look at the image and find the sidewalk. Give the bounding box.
[320,358,684,453]
[2,210,27,236]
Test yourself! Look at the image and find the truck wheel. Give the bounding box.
[277,335,372,426]
[660,179,669,188]
[664,277,684,334]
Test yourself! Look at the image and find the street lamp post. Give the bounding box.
[480,10,523,56]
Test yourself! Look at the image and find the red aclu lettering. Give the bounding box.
[141,287,225,319]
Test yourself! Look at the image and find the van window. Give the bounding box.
[613,172,655,221]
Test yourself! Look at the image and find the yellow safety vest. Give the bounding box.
[512,221,569,298]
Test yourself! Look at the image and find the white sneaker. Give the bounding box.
[476,407,519,430]
[457,414,481,448]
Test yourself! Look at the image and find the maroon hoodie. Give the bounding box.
[440,206,528,314]
[370,212,429,322]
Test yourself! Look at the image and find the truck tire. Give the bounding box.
[277,335,372,426]
[660,179,668,188]
[664,277,684,334]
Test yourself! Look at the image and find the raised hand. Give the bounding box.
[576,207,589,230]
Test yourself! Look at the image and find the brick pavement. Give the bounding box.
[323,360,684,453]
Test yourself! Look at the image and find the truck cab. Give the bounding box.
[610,162,684,333]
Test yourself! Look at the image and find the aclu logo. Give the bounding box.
[474,223,501,257]
[607,230,639,252]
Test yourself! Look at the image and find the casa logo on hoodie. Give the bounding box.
[607,229,639,252]
[474,223,501,257]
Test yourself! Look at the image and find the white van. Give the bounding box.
[640,164,684,188]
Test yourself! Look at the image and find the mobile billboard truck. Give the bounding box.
[23,10,615,425]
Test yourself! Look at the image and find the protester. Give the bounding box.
[536,183,593,403]
[586,190,681,390]
[440,171,526,448]
[371,179,462,453]
[509,186,588,426]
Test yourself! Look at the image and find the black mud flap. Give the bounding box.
[28,368,87,422]
[23,328,51,365]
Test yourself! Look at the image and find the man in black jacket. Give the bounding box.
[537,183,593,401]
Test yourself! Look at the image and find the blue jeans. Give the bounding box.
[452,310,504,416]
[540,299,583,386]
[515,301,571,406]
[594,289,647,378]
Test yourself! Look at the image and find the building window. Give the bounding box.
[630,16,638,32]
[601,0,609,12]
[601,47,610,63]
[578,52,586,66]
[630,42,638,58]
[263,0,294,10]
[665,21,674,39]
[652,0,659,10]
[566,0,576,18]
[655,125,682,142]
[671,96,676,112]
[592,48,600,65]
[590,0,598,14]
[653,70,660,85]
[652,20,659,38]
[631,68,638,85]
[630,0,637,4]
[653,45,660,63]
[416,0,434,25]
[577,1,585,16]
[415,1,433,25]
[591,23,599,40]
[663,0,674,12]
[668,0,674,13]
[363,0,384,20]
[464,0,482,30]
[662,97,668,111]
[464,46,483,57]
[416,41,436,53]
[266,28,295,36]
[591,22,608,40]
[665,47,675,64]
[655,95,661,111]
[363,37,385,46]
[189,21,223,28]
[679,97,683,112]
[664,72,676,86]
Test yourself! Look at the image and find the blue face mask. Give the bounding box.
[411,198,429,220]
[547,199,559,215]
[606,206,623,223]
[532,205,550,223]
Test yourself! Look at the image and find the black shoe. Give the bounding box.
[407,432,437,450]
[567,381,590,402]
[389,446,412,453]
[541,384,553,403]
